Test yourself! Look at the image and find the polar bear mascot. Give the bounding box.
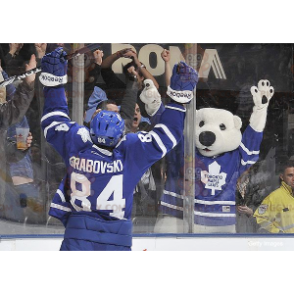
[141,73,274,233]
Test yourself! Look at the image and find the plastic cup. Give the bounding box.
[16,127,29,150]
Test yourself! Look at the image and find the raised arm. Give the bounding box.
[236,80,275,175]
[161,49,172,87]
[128,50,159,89]
[101,48,133,69]
[249,79,274,132]
[102,48,159,90]
[40,48,93,160]
[126,62,198,171]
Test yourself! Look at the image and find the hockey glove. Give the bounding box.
[140,79,162,116]
[39,47,68,87]
[166,61,198,104]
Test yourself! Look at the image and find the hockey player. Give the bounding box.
[40,47,198,251]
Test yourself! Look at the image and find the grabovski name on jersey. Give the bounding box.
[69,156,123,174]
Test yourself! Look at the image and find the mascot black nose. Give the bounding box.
[199,131,216,147]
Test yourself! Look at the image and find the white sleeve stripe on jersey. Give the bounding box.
[56,189,66,202]
[240,142,260,155]
[154,124,178,148]
[41,111,70,123]
[50,203,72,212]
[165,105,186,113]
[241,159,256,166]
[43,121,64,138]
[149,131,167,158]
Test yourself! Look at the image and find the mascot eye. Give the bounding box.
[199,121,205,127]
[219,124,226,130]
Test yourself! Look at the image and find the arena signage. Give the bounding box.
[110,44,227,80]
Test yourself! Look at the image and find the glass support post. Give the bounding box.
[72,43,85,125]
[183,44,197,233]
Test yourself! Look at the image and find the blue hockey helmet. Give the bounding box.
[90,110,125,147]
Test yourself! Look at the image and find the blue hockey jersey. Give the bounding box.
[41,86,185,246]
[160,121,263,227]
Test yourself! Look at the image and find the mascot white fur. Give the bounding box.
[141,74,274,233]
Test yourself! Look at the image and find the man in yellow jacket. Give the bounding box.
[254,160,294,233]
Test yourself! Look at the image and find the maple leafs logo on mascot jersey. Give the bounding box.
[201,161,227,195]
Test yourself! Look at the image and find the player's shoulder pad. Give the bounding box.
[76,126,92,143]
[53,122,92,144]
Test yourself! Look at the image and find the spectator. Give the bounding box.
[0,54,36,211]
[254,160,294,233]
[83,86,120,126]
[102,47,159,90]
[3,43,36,77]
[84,81,149,130]
[101,47,159,117]
[4,44,24,68]
[6,117,44,224]
[235,164,266,233]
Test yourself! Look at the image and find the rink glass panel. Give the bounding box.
[0,43,292,236]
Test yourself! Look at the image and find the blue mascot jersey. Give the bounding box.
[160,119,263,227]
[41,87,185,248]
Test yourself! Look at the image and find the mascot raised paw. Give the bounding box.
[155,79,274,234]
[250,79,274,132]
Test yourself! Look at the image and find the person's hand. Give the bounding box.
[122,49,137,59]
[26,132,33,148]
[93,49,104,66]
[9,43,23,56]
[117,48,134,58]
[24,54,37,87]
[15,132,33,151]
[161,49,170,63]
[126,65,137,76]
[237,205,253,217]
[35,43,47,59]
